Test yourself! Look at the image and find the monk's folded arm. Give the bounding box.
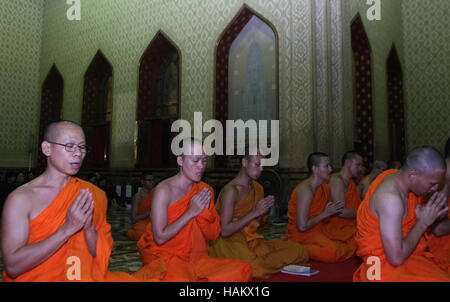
[329,177,349,218]
[130,194,145,224]
[133,211,150,224]
[219,187,261,237]
[2,203,75,278]
[378,196,427,266]
[296,188,327,231]
[151,188,197,245]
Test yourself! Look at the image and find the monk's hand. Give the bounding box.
[188,188,211,217]
[82,190,95,232]
[63,189,93,235]
[416,191,449,228]
[255,195,275,216]
[324,201,344,217]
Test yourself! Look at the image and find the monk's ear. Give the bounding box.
[176,155,184,167]
[41,141,51,157]
[407,169,419,183]
[242,157,249,167]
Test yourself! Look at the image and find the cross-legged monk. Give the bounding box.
[134,138,252,281]
[1,121,137,281]
[287,152,357,263]
[358,160,387,199]
[424,138,450,274]
[209,150,309,279]
[329,151,365,213]
[324,151,365,247]
[127,173,155,241]
[354,146,450,281]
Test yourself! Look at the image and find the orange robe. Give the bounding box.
[322,175,361,240]
[2,178,137,282]
[287,182,357,263]
[134,182,252,282]
[127,189,154,241]
[209,181,309,279]
[425,197,450,274]
[353,170,450,281]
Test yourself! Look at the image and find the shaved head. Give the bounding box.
[402,146,446,175]
[373,160,387,170]
[43,120,82,142]
[307,152,329,174]
[341,151,362,166]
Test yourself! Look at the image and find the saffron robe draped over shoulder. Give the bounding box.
[127,189,154,241]
[134,182,252,282]
[321,175,361,241]
[286,182,357,263]
[353,170,450,282]
[3,178,137,282]
[209,181,309,279]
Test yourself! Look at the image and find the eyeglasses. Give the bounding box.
[47,141,88,153]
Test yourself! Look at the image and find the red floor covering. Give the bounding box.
[253,256,362,282]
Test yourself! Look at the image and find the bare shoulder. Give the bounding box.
[296,180,314,202]
[2,184,34,220]
[220,182,239,204]
[151,178,173,205]
[329,174,344,188]
[371,177,404,219]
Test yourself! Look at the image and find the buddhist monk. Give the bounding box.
[329,151,365,215]
[287,152,357,263]
[1,121,137,281]
[425,138,450,274]
[354,146,450,281]
[209,149,309,279]
[358,160,387,199]
[134,138,252,282]
[126,172,155,241]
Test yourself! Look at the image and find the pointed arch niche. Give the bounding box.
[135,31,180,168]
[215,6,279,168]
[387,45,405,162]
[38,65,64,167]
[351,14,373,166]
[81,50,113,168]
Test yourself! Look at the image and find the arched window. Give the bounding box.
[387,45,405,162]
[215,5,278,168]
[81,50,113,168]
[136,31,180,168]
[351,14,373,166]
[38,64,63,167]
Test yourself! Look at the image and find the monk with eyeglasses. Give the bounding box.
[1,120,138,281]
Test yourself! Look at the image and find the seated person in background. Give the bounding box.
[134,138,252,282]
[0,171,16,216]
[358,160,387,199]
[424,138,450,274]
[98,176,119,209]
[126,173,156,241]
[354,146,450,281]
[1,120,137,281]
[387,159,402,170]
[287,152,357,263]
[209,148,309,279]
[14,170,26,188]
[329,151,365,214]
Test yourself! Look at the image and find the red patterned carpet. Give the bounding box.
[253,257,362,282]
